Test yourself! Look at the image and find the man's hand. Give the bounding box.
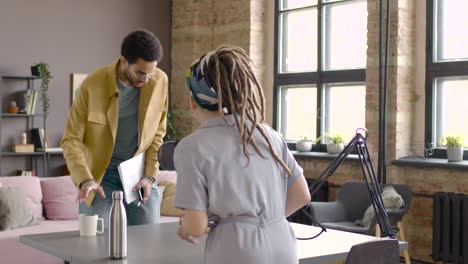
[132,177,153,204]
[76,180,105,203]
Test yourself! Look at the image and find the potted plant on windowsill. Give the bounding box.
[296,136,313,152]
[317,133,345,154]
[439,135,465,162]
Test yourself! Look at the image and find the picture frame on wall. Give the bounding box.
[70,73,87,106]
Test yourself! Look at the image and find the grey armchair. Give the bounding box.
[307,181,412,264]
[307,181,412,235]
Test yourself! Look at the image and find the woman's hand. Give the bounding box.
[76,180,105,203]
[177,223,199,244]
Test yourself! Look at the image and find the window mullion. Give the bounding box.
[317,0,323,140]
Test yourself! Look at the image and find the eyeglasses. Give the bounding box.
[128,64,157,80]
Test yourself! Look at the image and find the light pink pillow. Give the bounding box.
[156,170,177,184]
[40,176,78,220]
[0,176,43,220]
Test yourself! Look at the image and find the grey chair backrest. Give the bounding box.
[385,183,412,225]
[339,181,412,223]
[157,141,178,171]
[345,239,400,264]
[339,181,373,221]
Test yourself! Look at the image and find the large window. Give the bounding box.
[427,0,468,159]
[274,0,367,146]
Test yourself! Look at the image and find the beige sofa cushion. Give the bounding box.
[158,180,184,217]
[0,187,38,231]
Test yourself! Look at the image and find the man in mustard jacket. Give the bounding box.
[61,30,167,226]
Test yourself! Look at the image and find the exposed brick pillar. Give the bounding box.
[250,0,275,124]
[171,0,252,138]
[366,0,416,163]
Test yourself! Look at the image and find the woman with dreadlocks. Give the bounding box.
[173,45,310,264]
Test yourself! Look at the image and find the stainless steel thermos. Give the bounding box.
[109,191,127,259]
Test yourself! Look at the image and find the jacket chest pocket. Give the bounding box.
[88,112,107,125]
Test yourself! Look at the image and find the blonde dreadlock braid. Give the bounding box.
[206,45,292,177]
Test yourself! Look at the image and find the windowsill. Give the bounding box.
[292,151,359,161]
[391,157,468,170]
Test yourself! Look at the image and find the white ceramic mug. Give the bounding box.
[79,214,104,236]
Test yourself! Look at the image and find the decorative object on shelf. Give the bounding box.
[31,62,52,116]
[296,136,313,152]
[31,128,47,151]
[9,101,19,114]
[30,128,61,152]
[70,73,87,106]
[30,65,40,76]
[21,132,27,145]
[12,144,35,153]
[36,147,63,153]
[317,133,345,154]
[439,135,465,162]
[15,90,38,114]
[16,90,29,114]
[16,170,35,176]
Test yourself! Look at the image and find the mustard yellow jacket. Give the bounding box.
[60,60,168,206]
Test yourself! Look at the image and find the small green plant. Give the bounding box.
[299,136,312,141]
[439,135,464,148]
[163,109,181,141]
[316,133,345,144]
[32,62,52,116]
[275,131,284,138]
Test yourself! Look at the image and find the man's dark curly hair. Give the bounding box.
[121,29,163,64]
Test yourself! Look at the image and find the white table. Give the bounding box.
[20,222,408,264]
[292,223,407,263]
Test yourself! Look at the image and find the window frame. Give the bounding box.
[273,0,366,150]
[425,0,468,160]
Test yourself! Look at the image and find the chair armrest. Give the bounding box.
[307,201,348,223]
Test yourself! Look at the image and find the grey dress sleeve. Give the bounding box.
[173,142,208,211]
[280,137,304,189]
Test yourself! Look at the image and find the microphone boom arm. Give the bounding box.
[308,128,398,239]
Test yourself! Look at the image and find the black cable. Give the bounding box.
[295,207,327,240]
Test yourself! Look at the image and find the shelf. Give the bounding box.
[46,151,63,155]
[0,152,46,156]
[1,113,44,117]
[1,75,40,80]
[0,74,49,177]
[392,157,468,170]
[292,151,360,161]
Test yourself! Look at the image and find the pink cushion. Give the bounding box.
[40,176,78,220]
[156,170,177,184]
[0,176,43,220]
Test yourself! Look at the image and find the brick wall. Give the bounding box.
[171,0,466,262]
[171,0,252,137]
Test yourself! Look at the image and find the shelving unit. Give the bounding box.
[0,75,49,176]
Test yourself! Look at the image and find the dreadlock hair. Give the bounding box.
[203,45,292,177]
